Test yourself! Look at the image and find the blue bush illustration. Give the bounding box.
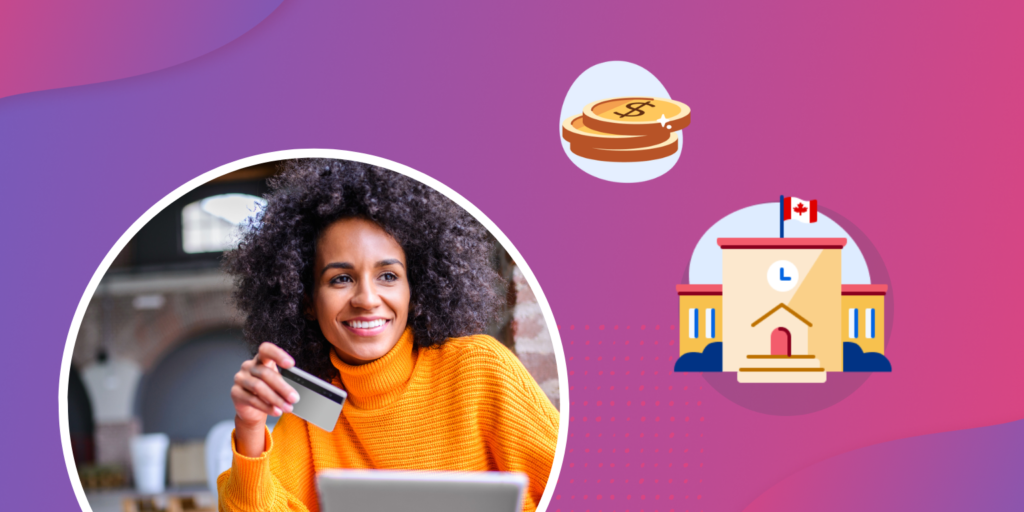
[843,342,892,372]
[674,342,723,372]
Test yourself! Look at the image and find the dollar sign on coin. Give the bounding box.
[581,96,691,136]
[614,101,655,118]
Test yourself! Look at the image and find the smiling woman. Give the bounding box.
[216,158,559,512]
[309,218,412,365]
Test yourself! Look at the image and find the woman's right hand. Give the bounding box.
[230,342,301,457]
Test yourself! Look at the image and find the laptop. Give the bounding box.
[317,469,527,512]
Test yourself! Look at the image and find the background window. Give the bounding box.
[867,308,876,339]
[848,308,859,338]
[705,308,716,339]
[689,308,699,339]
[181,193,266,254]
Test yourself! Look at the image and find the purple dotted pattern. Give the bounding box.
[554,324,705,512]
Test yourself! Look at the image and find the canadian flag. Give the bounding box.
[783,197,818,223]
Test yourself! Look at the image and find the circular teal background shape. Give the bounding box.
[559,61,683,183]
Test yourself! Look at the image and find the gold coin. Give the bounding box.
[570,131,679,162]
[581,97,690,136]
[562,115,671,150]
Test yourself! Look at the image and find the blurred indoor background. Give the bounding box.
[68,162,558,512]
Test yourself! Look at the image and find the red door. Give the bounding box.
[771,327,791,356]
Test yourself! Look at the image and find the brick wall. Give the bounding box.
[511,265,560,410]
[72,271,242,370]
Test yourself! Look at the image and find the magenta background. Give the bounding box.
[0,0,1022,510]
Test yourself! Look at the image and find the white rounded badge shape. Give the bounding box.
[559,61,683,183]
[767,260,799,292]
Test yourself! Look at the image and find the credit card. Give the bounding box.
[279,366,347,432]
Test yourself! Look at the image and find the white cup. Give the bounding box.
[130,433,170,494]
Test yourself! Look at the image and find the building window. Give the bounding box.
[181,194,266,254]
[867,308,876,339]
[848,308,859,338]
[688,308,699,339]
[705,308,716,339]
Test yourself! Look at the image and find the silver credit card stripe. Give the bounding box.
[280,368,346,404]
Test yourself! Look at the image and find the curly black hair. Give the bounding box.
[222,158,506,381]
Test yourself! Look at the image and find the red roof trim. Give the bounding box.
[841,284,888,295]
[717,237,847,249]
[677,284,723,296]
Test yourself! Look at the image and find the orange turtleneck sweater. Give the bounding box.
[217,328,560,512]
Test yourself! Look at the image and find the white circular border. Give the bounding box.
[59,149,570,512]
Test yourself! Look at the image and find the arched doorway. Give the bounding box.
[137,328,251,440]
[771,327,792,356]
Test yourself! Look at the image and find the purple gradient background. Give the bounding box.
[0,0,283,99]
[0,0,1021,510]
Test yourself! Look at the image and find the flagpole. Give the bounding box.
[779,195,784,238]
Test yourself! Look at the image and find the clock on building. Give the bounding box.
[767,260,799,292]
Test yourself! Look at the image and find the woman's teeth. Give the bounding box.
[348,319,387,329]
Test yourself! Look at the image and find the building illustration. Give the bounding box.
[675,238,892,383]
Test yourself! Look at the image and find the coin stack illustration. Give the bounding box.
[562,97,691,162]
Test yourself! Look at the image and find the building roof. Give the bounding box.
[841,284,888,295]
[751,303,813,327]
[717,238,847,249]
[676,284,723,296]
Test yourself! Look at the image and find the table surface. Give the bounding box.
[84,486,215,512]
